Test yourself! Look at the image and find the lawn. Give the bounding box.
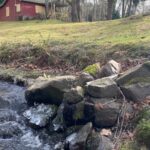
[0,15,150,70]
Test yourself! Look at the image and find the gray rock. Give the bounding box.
[63,101,85,126]
[25,75,77,106]
[65,122,92,150]
[121,83,150,102]
[86,131,114,150]
[63,86,84,104]
[117,61,150,101]
[23,104,57,127]
[54,142,64,150]
[52,104,66,132]
[86,78,121,98]
[78,72,94,86]
[117,61,150,85]
[99,60,121,78]
[92,98,121,127]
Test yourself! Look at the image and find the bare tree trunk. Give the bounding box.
[107,0,114,20]
[122,0,125,17]
[76,0,81,21]
[69,0,81,22]
[127,0,133,16]
[45,0,49,19]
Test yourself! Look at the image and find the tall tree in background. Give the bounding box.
[107,0,115,20]
[67,0,82,22]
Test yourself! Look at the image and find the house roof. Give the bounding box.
[21,0,68,7]
[21,0,45,4]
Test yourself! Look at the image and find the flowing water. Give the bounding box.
[0,81,64,150]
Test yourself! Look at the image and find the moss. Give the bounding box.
[135,119,150,148]
[83,63,100,76]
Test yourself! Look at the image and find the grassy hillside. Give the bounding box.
[0,15,150,70]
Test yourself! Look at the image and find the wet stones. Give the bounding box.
[65,122,92,150]
[23,104,57,128]
[0,121,22,138]
[0,109,18,123]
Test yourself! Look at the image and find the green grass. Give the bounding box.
[0,15,150,69]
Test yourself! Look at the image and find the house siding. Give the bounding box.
[0,0,45,21]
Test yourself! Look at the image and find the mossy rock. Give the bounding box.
[135,119,150,149]
[83,63,100,77]
[73,102,84,121]
[125,77,150,86]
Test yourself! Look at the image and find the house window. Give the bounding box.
[6,7,10,17]
[16,4,21,12]
[35,5,44,14]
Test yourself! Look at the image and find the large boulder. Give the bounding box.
[63,86,84,104]
[86,78,122,98]
[117,61,150,85]
[117,61,150,101]
[65,122,92,150]
[99,60,121,78]
[23,104,57,128]
[25,75,77,106]
[86,131,114,150]
[121,83,150,102]
[93,98,121,127]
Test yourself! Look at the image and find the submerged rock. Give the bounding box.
[63,86,84,104]
[23,104,57,127]
[86,78,121,98]
[25,75,77,106]
[54,142,64,150]
[65,122,92,150]
[0,121,22,138]
[0,109,18,123]
[0,97,10,109]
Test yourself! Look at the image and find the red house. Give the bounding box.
[0,0,46,21]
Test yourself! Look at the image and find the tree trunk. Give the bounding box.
[122,0,125,18]
[70,0,81,22]
[127,0,133,16]
[107,0,114,20]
